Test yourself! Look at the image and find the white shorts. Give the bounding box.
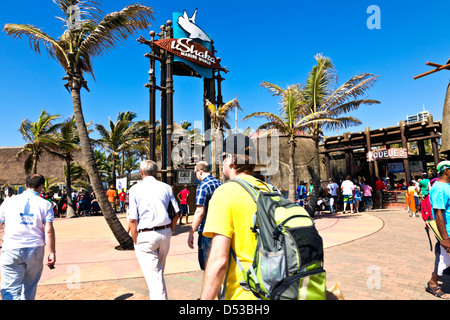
[434,243,450,276]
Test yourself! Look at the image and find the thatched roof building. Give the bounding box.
[0,146,85,187]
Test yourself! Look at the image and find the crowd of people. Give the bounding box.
[294,171,439,215]
[296,176,374,214]
[25,188,129,218]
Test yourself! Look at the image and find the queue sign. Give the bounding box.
[367,148,407,162]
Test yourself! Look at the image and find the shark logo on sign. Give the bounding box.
[177,9,211,43]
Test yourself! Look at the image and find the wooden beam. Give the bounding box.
[414,62,450,80]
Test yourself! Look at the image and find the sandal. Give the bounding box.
[426,282,450,299]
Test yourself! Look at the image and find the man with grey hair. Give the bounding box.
[127,160,179,300]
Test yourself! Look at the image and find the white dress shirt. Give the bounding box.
[127,176,179,230]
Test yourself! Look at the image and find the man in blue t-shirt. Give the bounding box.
[426,161,450,299]
[296,181,307,206]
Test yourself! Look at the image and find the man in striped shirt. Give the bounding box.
[188,161,222,270]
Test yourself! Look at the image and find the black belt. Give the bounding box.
[138,224,171,233]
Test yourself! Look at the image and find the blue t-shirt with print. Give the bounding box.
[430,181,450,236]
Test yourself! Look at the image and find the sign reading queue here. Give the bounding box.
[367,148,407,162]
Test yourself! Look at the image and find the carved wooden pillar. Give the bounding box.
[365,127,374,185]
[165,22,174,185]
[400,121,411,186]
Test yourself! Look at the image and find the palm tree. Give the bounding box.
[17,110,62,174]
[4,1,155,250]
[47,116,85,218]
[65,162,91,192]
[95,113,146,187]
[41,177,59,194]
[243,83,328,202]
[205,98,242,177]
[122,153,140,188]
[302,53,379,212]
[93,149,112,181]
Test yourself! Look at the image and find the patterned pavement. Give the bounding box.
[0,208,447,301]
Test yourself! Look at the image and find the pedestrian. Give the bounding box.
[296,181,307,207]
[362,180,373,211]
[327,178,339,213]
[0,174,56,300]
[420,172,431,197]
[187,161,222,270]
[374,177,385,209]
[425,161,450,299]
[353,179,361,213]
[177,185,190,225]
[407,180,419,210]
[341,175,355,214]
[106,185,117,212]
[118,188,127,214]
[127,160,180,300]
[200,133,273,300]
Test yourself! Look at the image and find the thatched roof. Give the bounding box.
[0,147,85,187]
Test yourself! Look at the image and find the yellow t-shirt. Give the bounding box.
[202,175,272,300]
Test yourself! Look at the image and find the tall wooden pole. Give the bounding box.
[148,31,157,162]
[399,121,411,186]
[365,127,374,185]
[165,21,174,185]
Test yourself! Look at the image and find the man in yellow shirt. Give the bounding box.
[200,134,271,300]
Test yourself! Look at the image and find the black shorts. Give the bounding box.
[180,204,188,215]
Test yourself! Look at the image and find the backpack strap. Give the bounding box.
[225,178,260,202]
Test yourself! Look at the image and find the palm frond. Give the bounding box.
[53,0,104,25]
[319,116,362,132]
[219,98,242,113]
[324,74,379,112]
[3,23,69,66]
[78,4,154,58]
[261,81,285,96]
[242,111,285,124]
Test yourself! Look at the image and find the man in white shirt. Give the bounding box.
[0,174,56,300]
[127,160,180,300]
[341,175,355,214]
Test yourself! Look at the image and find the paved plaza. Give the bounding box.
[0,208,446,300]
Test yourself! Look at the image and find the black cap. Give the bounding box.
[223,133,255,156]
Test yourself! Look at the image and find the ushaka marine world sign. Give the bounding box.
[153,9,225,79]
[154,38,222,70]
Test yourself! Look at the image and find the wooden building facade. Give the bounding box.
[320,115,443,187]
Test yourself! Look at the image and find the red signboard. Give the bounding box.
[154,38,223,70]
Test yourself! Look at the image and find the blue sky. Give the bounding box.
[0,0,449,147]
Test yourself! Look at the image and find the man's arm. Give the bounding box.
[435,209,450,252]
[170,212,179,231]
[200,234,230,300]
[129,219,138,244]
[188,206,205,249]
[44,222,56,267]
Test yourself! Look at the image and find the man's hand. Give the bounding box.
[188,229,195,249]
[47,252,56,269]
